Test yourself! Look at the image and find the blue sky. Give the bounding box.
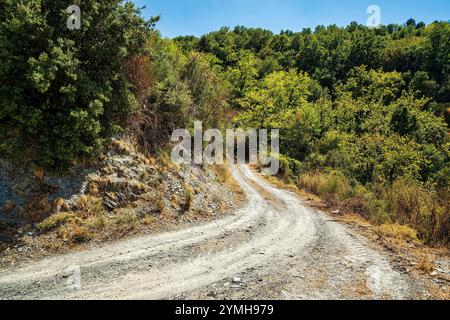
[132,0,450,38]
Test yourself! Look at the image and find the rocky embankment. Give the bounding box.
[0,138,242,268]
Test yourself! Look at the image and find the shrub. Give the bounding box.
[58,222,91,243]
[124,36,229,155]
[376,223,419,242]
[0,0,157,166]
[38,212,77,231]
[383,178,448,244]
[297,171,351,205]
[277,155,302,184]
[114,208,139,231]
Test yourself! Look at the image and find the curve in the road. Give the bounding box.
[0,165,424,300]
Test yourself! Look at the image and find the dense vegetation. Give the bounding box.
[174,22,450,245]
[0,0,157,165]
[0,1,448,244]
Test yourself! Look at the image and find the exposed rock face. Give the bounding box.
[0,138,241,264]
[0,139,224,221]
[0,161,27,224]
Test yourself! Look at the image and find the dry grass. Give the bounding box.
[53,197,65,212]
[213,164,245,197]
[415,254,436,273]
[297,172,326,195]
[89,182,100,195]
[141,191,167,214]
[2,141,249,264]
[260,167,449,299]
[212,164,230,183]
[296,172,448,246]
[38,212,78,231]
[58,222,91,244]
[33,166,44,180]
[20,197,53,222]
[157,150,178,171]
[340,213,373,226]
[376,223,419,243]
[38,196,139,242]
[114,208,139,232]
[262,171,321,203]
[73,196,106,218]
[110,139,134,155]
[385,179,449,245]
[181,183,193,212]
[263,169,447,249]
[297,171,351,205]
[89,212,111,231]
[142,214,159,226]
[171,194,179,209]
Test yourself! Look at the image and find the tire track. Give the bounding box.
[0,165,427,300]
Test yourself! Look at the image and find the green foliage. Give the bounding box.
[145,20,450,244]
[276,154,302,184]
[1,8,448,244]
[0,0,156,166]
[176,21,450,118]
[223,50,260,105]
[236,69,318,129]
[342,66,405,105]
[227,52,448,243]
[130,36,229,152]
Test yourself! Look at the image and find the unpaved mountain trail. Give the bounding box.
[0,165,444,300]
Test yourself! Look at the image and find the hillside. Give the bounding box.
[0,138,243,266]
[0,0,448,301]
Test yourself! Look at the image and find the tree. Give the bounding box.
[424,23,450,85]
[182,52,229,127]
[177,20,450,245]
[224,50,260,106]
[0,0,157,166]
[342,67,405,105]
[198,27,237,66]
[406,19,417,28]
[409,71,440,98]
[391,107,418,136]
[236,70,316,129]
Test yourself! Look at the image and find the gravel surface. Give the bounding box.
[0,165,447,300]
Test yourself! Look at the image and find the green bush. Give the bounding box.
[175,22,450,245]
[343,185,388,223]
[0,0,156,166]
[276,154,302,184]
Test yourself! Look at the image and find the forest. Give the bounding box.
[173,21,450,244]
[0,1,449,244]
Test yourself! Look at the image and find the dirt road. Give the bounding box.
[0,165,441,299]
